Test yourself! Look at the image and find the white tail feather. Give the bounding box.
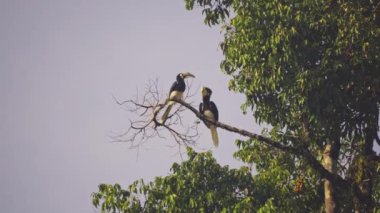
[210,126,219,147]
[160,103,173,124]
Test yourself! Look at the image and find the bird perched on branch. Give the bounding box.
[199,86,219,147]
[159,72,195,124]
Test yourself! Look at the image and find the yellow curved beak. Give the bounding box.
[201,86,207,97]
[182,72,195,79]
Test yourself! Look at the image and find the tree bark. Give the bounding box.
[352,127,376,212]
[323,141,340,213]
[175,99,349,188]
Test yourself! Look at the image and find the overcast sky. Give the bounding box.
[0,1,261,212]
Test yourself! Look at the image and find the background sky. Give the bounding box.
[0,1,259,212]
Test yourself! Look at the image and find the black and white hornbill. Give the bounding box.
[199,86,219,147]
[159,72,195,124]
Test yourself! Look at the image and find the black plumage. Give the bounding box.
[199,87,219,147]
[160,72,195,124]
[168,74,186,95]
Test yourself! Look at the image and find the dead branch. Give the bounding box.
[173,98,350,188]
[113,78,349,189]
[111,78,199,148]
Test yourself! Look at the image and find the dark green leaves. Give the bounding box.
[184,0,231,26]
[187,1,379,211]
[92,148,256,212]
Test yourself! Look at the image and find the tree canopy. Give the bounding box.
[93,0,380,212]
[92,148,256,212]
[185,0,379,211]
[93,148,324,212]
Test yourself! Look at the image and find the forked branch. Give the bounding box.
[174,99,349,188]
[113,79,349,188]
[111,78,199,148]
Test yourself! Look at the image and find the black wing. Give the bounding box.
[169,81,179,93]
[199,102,204,113]
[199,102,210,127]
[210,101,219,121]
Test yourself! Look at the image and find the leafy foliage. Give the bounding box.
[186,0,380,140]
[185,0,232,25]
[234,137,324,212]
[222,0,379,139]
[93,148,254,212]
[184,0,380,211]
[93,0,380,212]
[93,148,328,212]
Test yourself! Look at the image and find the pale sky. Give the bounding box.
[0,1,259,212]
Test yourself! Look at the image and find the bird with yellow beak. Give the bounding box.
[160,72,195,124]
[199,86,219,147]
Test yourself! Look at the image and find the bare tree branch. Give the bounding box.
[113,78,349,188]
[173,98,350,188]
[111,78,199,148]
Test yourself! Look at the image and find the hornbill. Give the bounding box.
[159,72,195,124]
[199,86,219,147]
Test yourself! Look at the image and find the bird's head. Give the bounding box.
[201,86,212,97]
[178,72,195,80]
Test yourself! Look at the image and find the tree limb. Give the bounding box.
[111,78,199,147]
[174,99,350,188]
[113,79,349,188]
